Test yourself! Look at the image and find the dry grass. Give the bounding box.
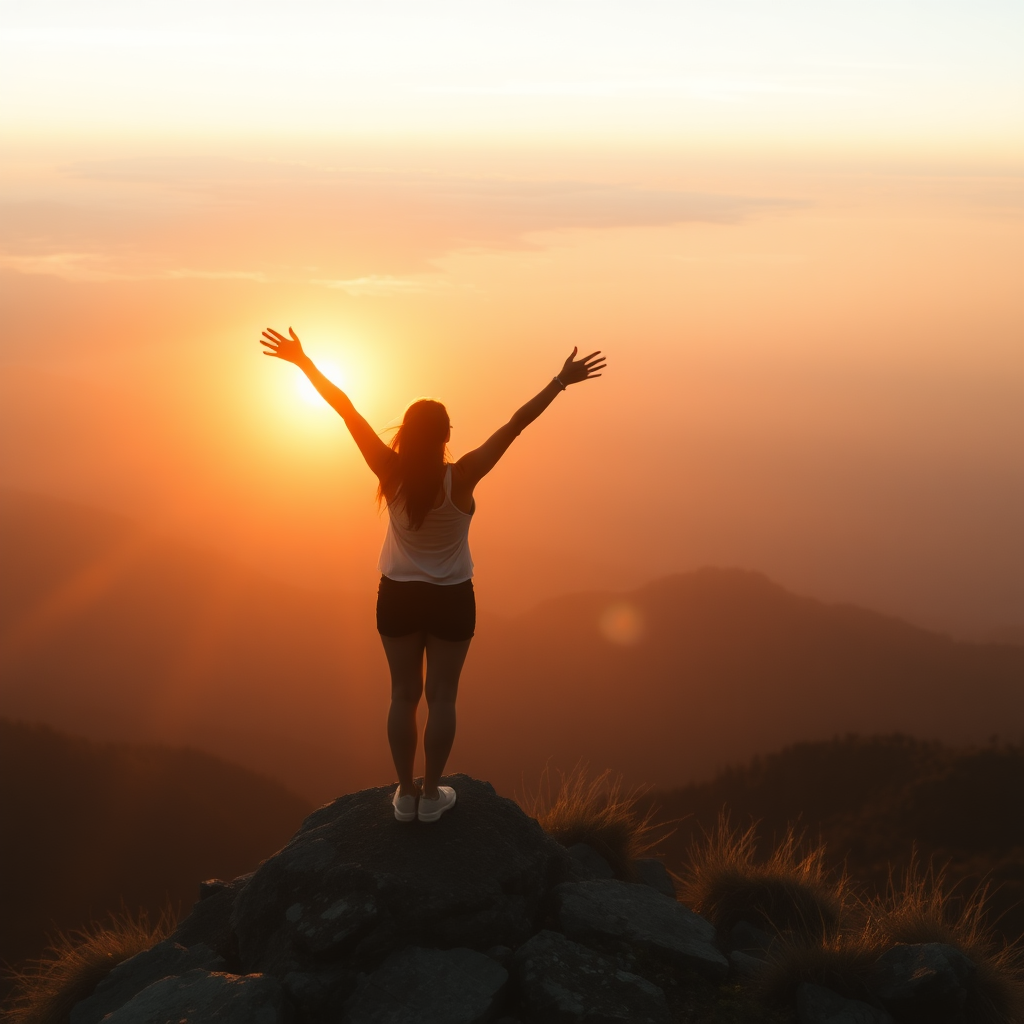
[2,908,173,1024]
[520,764,674,879]
[861,858,1024,1023]
[756,856,1024,1023]
[679,814,851,945]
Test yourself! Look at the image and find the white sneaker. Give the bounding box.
[392,788,418,822]
[417,785,456,822]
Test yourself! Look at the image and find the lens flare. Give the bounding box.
[599,602,645,645]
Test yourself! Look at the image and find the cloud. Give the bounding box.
[312,275,449,297]
[0,156,803,285]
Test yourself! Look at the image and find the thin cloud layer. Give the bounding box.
[0,157,801,284]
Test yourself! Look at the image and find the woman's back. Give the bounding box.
[379,465,475,584]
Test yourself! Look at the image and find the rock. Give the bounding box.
[231,775,571,974]
[70,939,224,1024]
[173,873,251,965]
[568,843,615,880]
[199,878,235,900]
[632,858,675,898]
[798,982,895,1024]
[280,965,359,1016]
[513,929,674,1024]
[872,942,976,1022]
[728,949,767,983]
[343,945,508,1024]
[99,968,293,1024]
[555,879,729,981]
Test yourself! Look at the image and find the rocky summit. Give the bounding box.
[68,774,990,1023]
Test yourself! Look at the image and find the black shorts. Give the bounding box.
[376,575,476,642]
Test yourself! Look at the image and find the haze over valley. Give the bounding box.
[3,489,1021,804]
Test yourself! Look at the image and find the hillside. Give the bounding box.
[0,487,387,803]
[462,572,1024,795]
[645,734,1024,943]
[3,488,1023,801]
[0,718,313,980]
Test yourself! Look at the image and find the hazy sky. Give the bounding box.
[4,0,1023,153]
[2,1,1022,635]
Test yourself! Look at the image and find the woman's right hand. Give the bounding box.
[260,327,307,365]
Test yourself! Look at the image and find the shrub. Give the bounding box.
[862,858,1024,1024]
[759,857,1024,1023]
[521,764,673,879]
[3,908,172,1024]
[679,813,850,944]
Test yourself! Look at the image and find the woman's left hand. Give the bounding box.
[558,347,606,385]
[260,327,307,365]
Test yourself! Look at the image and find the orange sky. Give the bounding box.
[2,143,1021,637]
[1,1,1023,637]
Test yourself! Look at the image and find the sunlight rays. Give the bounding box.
[0,528,157,671]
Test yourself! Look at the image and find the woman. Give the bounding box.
[260,327,605,822]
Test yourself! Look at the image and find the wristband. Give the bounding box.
[553,376,567,391]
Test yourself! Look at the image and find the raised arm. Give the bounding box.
[260,327,395,479]
[455,347,606,487]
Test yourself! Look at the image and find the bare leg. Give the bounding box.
[422,635,472,799]
[380,632,427,797]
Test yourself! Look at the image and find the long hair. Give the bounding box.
[377,399,451,529]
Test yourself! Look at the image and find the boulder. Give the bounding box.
[631,858,675,898]
[871,942,976,1022]
[343,946,508,1024]
[280,964,359,1017]
[99,968,293,1024]
[70,939,224,1024]
[513,929,674,1024]
[797,982,895,1024]
[555,879,729,981]
[231,775,571,974]
[173,873,252,965]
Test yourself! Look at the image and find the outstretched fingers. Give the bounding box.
[260,327,304,361]
[580,351,607,379]
[260,331,282,357]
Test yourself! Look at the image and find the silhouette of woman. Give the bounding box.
[261,327,606,821]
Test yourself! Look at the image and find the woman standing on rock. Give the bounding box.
[260,327,605,822]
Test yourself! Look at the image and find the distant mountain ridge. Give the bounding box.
[462,568,1024,794]
[2,487,1022,801]
[0,717,313,984]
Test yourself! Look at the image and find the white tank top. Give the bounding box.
[377,465,475,584]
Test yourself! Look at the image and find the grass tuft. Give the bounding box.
[862,857,1024,1023]
[679,813,850,944]
[520,763,674,879]
[757,855,1024,1023]
[3,907,173,1024]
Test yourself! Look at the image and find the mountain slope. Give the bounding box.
[644,734,1024,942]
[0,488,389,802]
[460,570,1024,793]
[3,488,1022,801]
[0,718,313,977]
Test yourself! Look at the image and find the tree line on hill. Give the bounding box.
[646,733,1024,945]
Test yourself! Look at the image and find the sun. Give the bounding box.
[295,359,346,406]
[255,325,385,441]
